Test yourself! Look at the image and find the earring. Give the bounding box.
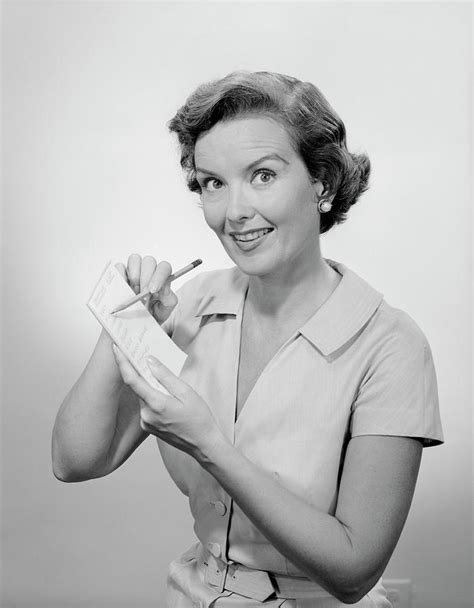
[318,199,332,213]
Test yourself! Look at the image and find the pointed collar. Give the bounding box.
[299,259,384,356]
[194,259,383,357]
[194,266,248,317]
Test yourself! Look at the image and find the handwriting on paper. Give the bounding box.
[87,261,186,392]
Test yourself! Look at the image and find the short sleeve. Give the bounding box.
[350,316,444,447]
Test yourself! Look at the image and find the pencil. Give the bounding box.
[111,258,202,314]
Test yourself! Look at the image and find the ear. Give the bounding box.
[311,179,333,201]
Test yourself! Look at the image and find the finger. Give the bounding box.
[150,281,178,313]
[127,253,142,294]
[148,260,172,294]
[112,343,140,385]
[146,355,187,400]
[115,262,127,280]
[112,344,161,404]
[138,397,153,431]
[140,256,157,292]
[149,262,177,314]
[151,284,178,311]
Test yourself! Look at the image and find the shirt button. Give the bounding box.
[212,500,227,516]
[207,542,221,558]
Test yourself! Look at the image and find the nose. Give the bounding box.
[225,184,255,224]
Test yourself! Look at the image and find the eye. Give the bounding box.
[202,177,224,192]
[252,169,276,185]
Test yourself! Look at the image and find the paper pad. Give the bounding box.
[87,260,187,392]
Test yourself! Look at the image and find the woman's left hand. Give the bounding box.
[112,345,225,463]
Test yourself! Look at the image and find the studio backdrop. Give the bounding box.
[1,2,472,608]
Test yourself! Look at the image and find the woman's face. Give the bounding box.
[194,115,323,278]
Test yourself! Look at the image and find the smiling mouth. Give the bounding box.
[231,228,274,242]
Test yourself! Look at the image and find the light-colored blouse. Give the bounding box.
[159,258,444,577]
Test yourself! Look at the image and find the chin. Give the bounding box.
[229,255,278,278]
[219,236,278,276]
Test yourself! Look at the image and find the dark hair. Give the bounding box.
[168,70,370,234]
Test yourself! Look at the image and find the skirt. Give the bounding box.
[165,542,393,608]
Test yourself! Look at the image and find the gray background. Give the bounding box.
[1,2,472,607]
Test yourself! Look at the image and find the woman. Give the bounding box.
[52,71,444,607]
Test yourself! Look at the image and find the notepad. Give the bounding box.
[87,260,187,393]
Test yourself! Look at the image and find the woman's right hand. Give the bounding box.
[115,254,178,325]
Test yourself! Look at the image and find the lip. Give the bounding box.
[228,227,274,236]
[229,228,274,252]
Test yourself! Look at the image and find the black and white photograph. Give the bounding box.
[1,2,472,608]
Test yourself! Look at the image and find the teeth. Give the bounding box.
[233,228,272,242]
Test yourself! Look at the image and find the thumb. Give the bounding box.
[149,283,177,312]
[159,283,178,308]
[146,356,186,399]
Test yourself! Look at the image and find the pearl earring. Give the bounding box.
[318,199,332,213]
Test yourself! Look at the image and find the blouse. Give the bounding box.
[159,258,444,576]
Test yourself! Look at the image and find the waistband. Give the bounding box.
[196,543,334,601]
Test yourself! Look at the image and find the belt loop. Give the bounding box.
[204,552,229,593]
[198,544,329,601]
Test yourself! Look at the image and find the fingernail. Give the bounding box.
[147,355,158,367]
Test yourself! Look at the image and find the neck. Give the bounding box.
[246,252,342,324]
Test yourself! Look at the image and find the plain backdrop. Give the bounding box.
[1,2,472,607]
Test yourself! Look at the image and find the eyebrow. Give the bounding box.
[195,153,290,176]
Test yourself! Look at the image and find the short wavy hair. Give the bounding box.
[168,70,370,234]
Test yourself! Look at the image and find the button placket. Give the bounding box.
[219,298,246,563]
[205,309,244,566]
